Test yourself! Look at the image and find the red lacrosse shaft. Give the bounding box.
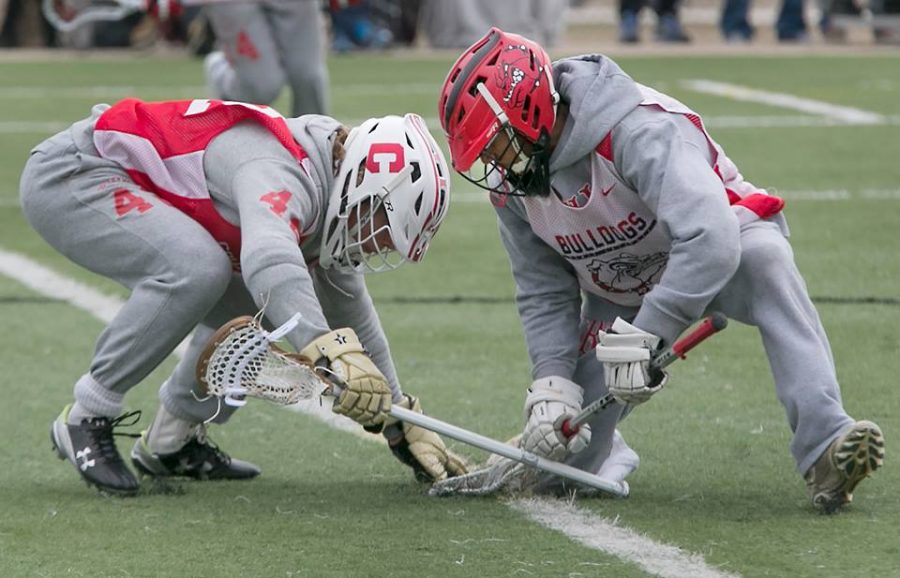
[560,312,728,438]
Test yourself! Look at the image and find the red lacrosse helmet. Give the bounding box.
[439,27,558,196]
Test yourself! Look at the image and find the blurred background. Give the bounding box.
[2,0,898,54]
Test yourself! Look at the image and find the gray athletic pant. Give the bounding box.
[537,219,854,492]
[19,115,258,425]
[206,0,328,117]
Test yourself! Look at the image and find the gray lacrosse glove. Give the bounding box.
[596,318,668,405]
[521,376,592,461]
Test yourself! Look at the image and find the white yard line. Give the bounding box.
[0,247,738,578]
[682,80,887,125]
[512,498,741,578]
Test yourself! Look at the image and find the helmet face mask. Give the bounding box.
[440,27,558,197]
[321,114,450,274]
[460,118,553,197]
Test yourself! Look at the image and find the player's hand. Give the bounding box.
[300,328,392,427]
[521,377,592,460]
[595,318,668,405]
[385,395,470,482]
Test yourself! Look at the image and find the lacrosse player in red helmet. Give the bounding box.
[20,98,466,496]
[439,27,882,512]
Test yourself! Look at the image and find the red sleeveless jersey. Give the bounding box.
[93,98,309,270]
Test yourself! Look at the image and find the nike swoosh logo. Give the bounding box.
[601,184,615,196]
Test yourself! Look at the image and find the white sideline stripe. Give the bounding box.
[0,248,190,358]
[0,247,735,577]
[0,249,369,435]
[682,80,886,125]
[512,499,740,578]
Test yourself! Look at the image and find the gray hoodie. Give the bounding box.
[496,55,747,381]
[202,116,402,396]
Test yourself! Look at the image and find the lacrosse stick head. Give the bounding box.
[197,316,329,407]
[42,0,146,33]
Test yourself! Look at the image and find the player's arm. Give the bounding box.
[496,199,583,380]
[494,200,593,458]
[312,268,469,481]
[204,122,391,427]
[613,112,741,346]
[312,269,401,397]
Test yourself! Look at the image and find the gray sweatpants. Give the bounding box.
[19,115,260,425]
[205,0,328,117]
[537,219,853,491]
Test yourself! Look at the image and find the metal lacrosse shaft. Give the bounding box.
[560,312,728,437]
[388,405,629,496]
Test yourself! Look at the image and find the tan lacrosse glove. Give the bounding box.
[300,328,392,427]
[386,395,470,483]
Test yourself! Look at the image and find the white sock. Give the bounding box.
[67,401,99,425]
[595,429,640,484]
[146,404,198,455]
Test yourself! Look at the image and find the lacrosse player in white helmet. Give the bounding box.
[438,28,883,512]
[20,98,465,496]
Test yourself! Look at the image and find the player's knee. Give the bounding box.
[738,233,794,287]
[237,74,285,106]
[171,245,233,297]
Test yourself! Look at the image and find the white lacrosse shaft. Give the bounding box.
[387,405,628,496]
[561,312,729,438]
[319,377,626,494]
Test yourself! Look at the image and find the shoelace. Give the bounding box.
[192,425,232,466]
[85,410,142,462]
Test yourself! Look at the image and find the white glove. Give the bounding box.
[595,317,668,405]
[521,377,592,461]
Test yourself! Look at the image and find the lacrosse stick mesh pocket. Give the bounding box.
[197,316,326,406]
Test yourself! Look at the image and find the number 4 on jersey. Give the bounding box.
[114,189,153,217]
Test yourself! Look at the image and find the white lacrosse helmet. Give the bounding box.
[320,113,451,274]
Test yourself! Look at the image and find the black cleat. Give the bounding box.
[131,426,260,481]
[50,405,141,496]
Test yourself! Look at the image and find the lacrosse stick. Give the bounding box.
[428,312,728,498]
[196,314,631,496]
[42,0,252,32]
[560,312,729,438]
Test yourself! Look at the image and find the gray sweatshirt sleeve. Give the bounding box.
[496,200,584,381]
[313,269,402,400]
[205,122,332,350]
[229,160,333,350]
[613,112,741,344]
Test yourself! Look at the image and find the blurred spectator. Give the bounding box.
[619,0,691,43]
[420,0,567,49]
[1,0,55,46]
[327,0,394,52]
[721,0,808,43]
[203,0,328,117]
[820,0,900,44]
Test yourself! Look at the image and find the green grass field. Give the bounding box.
[1,49,899,578]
